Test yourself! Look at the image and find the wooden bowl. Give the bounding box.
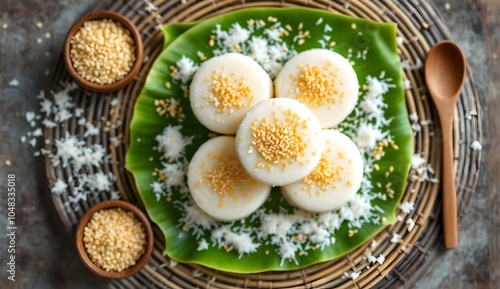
[75,200,154,279]
[63,10,144,93]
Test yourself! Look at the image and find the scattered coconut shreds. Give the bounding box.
[155,125,194,161]
[197,239,209,251]
[410,154,433,182]
[376,254,386,264]
[110,191,121,200]
[51,178,68,195]
[404,79,411,90]
[19,82,120,206]
[409,112,418,123]
[471,140,482,151]
[9,79,19,86]
[83,124,99,138]
[398,201,415,214]
[143,0,158,13]
[406,218,415,232]
[344,271,361,280]
[192,270,203,278]
[390,233,401,243]
[109,136,121,148]
[110,98,119,106]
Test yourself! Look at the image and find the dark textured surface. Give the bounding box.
[0,0,497,288]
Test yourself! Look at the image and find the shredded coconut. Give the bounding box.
[471,140,482,151]
[406,218,415,232]
[9,79,19,86]
[390,233,401,243]
[155,125,193,161]
[51,179,67,195]
[398,201,415,214]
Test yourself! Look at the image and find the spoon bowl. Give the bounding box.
[424,40,466,249]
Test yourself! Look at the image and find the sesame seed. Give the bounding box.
[251,114,306,166]
[293,64,340,108]
[302,155,344,194]
[203,153,256,208]
[69,19,136,85]
[267,16,278,22]
[209,71,254,113]
[83,208,147,272]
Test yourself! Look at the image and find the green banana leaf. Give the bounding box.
[126,7,412,273]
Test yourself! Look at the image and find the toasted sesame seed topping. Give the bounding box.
[208,70,254,113]
[250,111,307,166]
[203,152,255,208]
[302,155,344,194]
[293,64,340,108]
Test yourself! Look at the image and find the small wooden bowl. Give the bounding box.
[75,200,154,279]
[63,10,144,93]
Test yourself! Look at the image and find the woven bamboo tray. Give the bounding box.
[45,0,482,288]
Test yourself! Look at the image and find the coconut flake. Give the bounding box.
[390,233,401,243]
[471,140,482,151]
[9,79,19,86]
[398,201,415,214]
[406,218,415,232]
[51,179,68,195]
[197,239,209,251]
[155,125,193,161]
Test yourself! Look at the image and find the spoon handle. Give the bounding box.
[441,118,458,249]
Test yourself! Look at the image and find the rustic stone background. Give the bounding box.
[0,0,498,288]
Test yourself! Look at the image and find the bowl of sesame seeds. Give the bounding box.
[63,10,144,93]
[75,200,153,279]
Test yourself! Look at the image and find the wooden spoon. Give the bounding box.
[424,40,466,249]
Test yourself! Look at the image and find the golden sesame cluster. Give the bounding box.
[70,19,136,85]
[208,72,253,113]
[83,208,146,272]
[294,64,340,107]
[203,153,255,208]
[302,156,344,195]
[249,106,312,174]
[251,118,306,169]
